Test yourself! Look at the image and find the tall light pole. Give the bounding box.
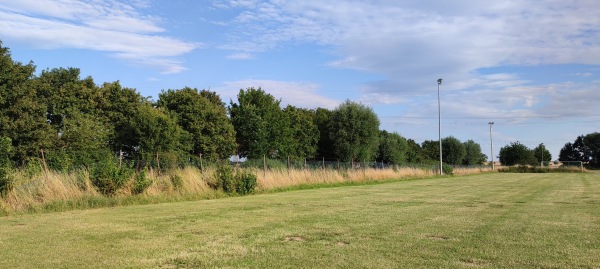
[489,122,494,170]
[437,78,443,175]
[541,143,544,167]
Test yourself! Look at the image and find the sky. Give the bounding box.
[1,0,599,161]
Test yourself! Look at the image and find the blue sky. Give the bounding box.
[1,0,599,161]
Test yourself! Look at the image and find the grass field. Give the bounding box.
[0,172,599,268]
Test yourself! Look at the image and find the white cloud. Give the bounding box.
[0,0,199,73]
[214,79,340,109]
[213,0,600,118]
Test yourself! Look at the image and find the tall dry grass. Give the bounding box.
[1,165,491,214]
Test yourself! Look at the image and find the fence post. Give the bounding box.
[40,149,50,179]
[263,155,266,178]
[322,157,325,169]
[119,148,123,169]
[287,155,290,175]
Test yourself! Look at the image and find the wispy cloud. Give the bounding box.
[213,0,600,119]
[0,0,199,73]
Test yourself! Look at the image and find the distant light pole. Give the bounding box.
[541,143,544,167]
[489,122,494,170]
[437,78,443,175]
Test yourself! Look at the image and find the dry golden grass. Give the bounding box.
[1,170,99,213]
[452,166,493,176]
[1,165,490,214]
[256,167,438,190]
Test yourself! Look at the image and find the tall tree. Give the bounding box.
[158,87,236,160]
[96,81,145,155]
[462,140,486,165]
[532,143,552,164]
[406,139,432,163]
[377,130,408,165]
[282,105,319,158]
[131,104,182,168]
[329,100,380,162]
[0,42,53,164]
[442,136,466,165]
[229,87,289,159]
[499,142,536,166]
[421,140,439,161]
[313,107,335,159]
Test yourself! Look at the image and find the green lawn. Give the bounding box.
[1,172,599,268]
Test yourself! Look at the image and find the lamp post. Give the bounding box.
[437,78,443,175]
[541,143,544,167]
[489,122,494,170]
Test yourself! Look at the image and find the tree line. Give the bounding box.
[0,41,491,173]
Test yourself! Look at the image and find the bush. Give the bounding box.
[212,163,257,195]
[236,171,257,195]
[170,174,183,190]
[0,137,13,196]
[131,170,152,195]
[90,156,134,195]
[442,163,453,175]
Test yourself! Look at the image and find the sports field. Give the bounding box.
[0,172,598,268]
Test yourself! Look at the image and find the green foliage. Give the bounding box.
[442,163,454,175]
[532,143,552,164]
[282,105,319,158]
[406,139,432,163]
[132,104,183,168]
[213,163,256,195]
[498,166,583,173]
[463,140,486,165]
[157,88,236,160]
[329,100,380,162]
[499,142,536,166]
[229,87,290,159]
[560,133,600,168]
[314,108,335,159]
[377,130,408,165]
[216,163,236,193]
[131,170,152,195]
[90,156,134,195]
[236,171,257,195]
[442,136,466,165]
[0,137,13,195]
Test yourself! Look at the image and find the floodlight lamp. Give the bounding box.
[437,78,443,85]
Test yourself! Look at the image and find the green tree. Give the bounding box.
[131,104,182,170]
[442,136,466,165]
[499,142,536,166]
[282,105,319,158]
[229,88,290,159]
[96,81,145,155]
[329,100,380,162]
[377,130,408,165]
[0,42,53,164]
[406,139,432,163]
[421,140,439,161]
[583,133,600,168]
[158,87,236,160]
[463,140,486,165]
[314,107,335,159]
[532,143,552,165]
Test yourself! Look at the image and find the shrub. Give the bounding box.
[236,171,257,195]
[90,156,134,195]
[212,163,257,195]
[217,163,236,193]
[170,174,183,190]
[0,137,13,196]
[131,170,152,195]
[442,163,453,175]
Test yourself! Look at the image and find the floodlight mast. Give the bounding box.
[489,122,494,170]
[437,78,443,175]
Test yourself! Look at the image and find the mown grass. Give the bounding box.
[0,172,598,268]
